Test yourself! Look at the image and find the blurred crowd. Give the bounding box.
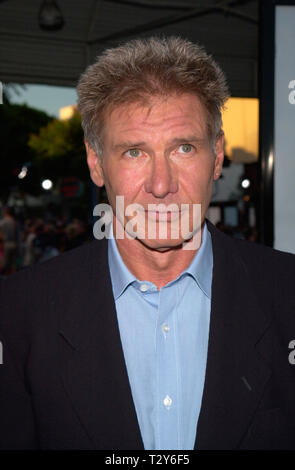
[0,206,92,277]
[0,206,259,277]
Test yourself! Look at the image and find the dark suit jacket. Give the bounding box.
[0,219,295,450]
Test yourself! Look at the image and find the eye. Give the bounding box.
[125,148,142,158]
[178,144,194,154]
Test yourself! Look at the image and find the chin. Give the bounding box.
[136,236,190,252]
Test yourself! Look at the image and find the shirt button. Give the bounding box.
[163,395,172,409]
[140,284,149,292]
[162,324,170,334]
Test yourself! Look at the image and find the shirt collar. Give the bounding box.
[108,223,137,300]
[182,221,213,299]
[108,220,213,300]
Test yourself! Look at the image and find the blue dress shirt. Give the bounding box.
[107,221,213,450]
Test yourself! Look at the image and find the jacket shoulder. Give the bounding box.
[0,238,109,334]
[1,237,108,290]
[210,222,295,330]
[207,219,295,272]
[207,220,295,317]
[231,234,295,277]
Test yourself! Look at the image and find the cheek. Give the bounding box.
[180,160,214,193]
[105,166,143,201]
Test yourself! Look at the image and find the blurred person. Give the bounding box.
[0,231,4,273]
[65,218,89,251]
[0,37,295,451]
[21,220,37,267]
[64,220,80,251]
[0,206,18,275]
[54,221,68,254]
[247,227,258,242]
[33,222,59,263]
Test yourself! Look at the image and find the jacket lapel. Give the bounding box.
[58,238,144,450]
[195,220,272,449]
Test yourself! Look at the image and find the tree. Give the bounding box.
[0,102,52,197]
[28,111,88,181]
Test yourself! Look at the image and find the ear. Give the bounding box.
[85,141,104,187]
[213,131,225,181]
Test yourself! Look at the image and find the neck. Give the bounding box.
[113,217,205,290]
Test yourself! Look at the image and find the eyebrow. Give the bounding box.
[168,136,207,146]
[112,136,206,151]
[112,141,146,151]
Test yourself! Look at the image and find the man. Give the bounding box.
[0,36,295,450]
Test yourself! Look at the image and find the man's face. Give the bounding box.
[86,93,224,250]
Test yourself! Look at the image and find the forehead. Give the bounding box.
[103,93,208,143]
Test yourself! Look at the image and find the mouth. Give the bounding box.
[144,209,181,222]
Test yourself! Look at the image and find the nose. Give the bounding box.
[144,155,178,198]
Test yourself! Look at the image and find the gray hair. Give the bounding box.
[77,36,229,159]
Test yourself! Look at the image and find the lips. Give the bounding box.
[144,209,180,222]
